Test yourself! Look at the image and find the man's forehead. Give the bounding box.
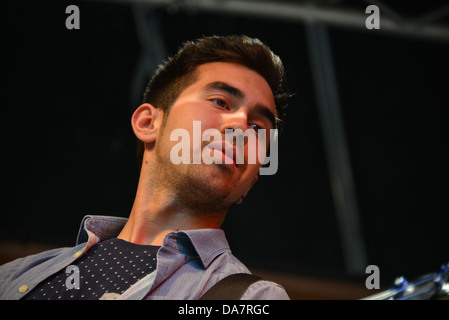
[195,62,265,83]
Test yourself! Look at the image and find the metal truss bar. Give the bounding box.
[98,0,449,43]
[129,4,167,108]
[306,22,368,275]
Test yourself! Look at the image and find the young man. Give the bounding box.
[0,35,291,300]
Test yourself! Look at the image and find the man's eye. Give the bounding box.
[249,123,262,131]
[211,99,228,108]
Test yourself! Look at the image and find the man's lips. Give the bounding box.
[204,141,239,168]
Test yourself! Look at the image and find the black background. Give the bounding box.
[1,0,448,290]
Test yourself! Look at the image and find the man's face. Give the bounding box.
[154,62,276,211]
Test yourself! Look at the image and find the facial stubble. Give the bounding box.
[152,118,239,214]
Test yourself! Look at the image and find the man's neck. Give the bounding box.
[117,176,226,246]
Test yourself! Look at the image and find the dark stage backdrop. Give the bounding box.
[1,0,447,289]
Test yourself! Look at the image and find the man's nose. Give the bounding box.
[220,110,248,133]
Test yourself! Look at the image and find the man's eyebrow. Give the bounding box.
[253,104,276,130]
[203,81,245,100]
[203,81,276,129]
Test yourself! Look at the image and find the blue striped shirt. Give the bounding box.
[0,215,289,300]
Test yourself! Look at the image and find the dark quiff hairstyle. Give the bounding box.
[136,35,291,168]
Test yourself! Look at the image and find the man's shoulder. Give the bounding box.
[201,251,290,300]
[0,244,83,299]
[0,245,74,271]
[242,279,290,300]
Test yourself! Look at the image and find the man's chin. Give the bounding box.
[178,164,239,210]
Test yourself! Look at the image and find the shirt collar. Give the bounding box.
[76,215,231,269]
[163,228,230,268]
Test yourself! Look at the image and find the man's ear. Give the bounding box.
[131,103,163,144]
